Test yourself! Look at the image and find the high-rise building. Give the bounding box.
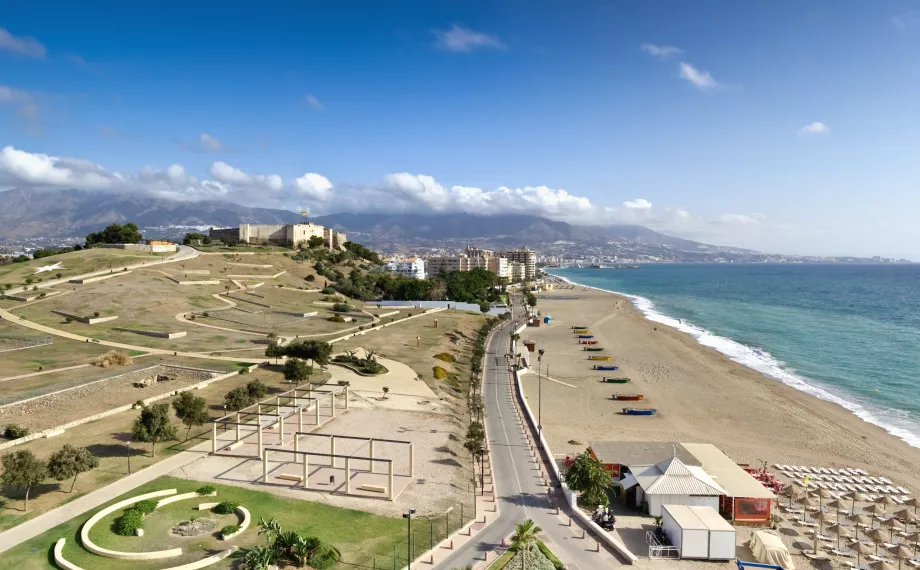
[385,258,426,279]
[502,247,536,280]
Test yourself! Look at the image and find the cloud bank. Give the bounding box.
[433,25,505,53]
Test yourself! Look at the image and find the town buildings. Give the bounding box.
[384,258,426,280]
[423,246,535,281]
[209,223,346,250]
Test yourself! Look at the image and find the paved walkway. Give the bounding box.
[433,319,624,569]
[0,444,209,553]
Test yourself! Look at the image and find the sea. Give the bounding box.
[548,264,920,448]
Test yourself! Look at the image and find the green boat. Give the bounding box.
[602,377,630,384]
[571,325,587,329]
[583,347,604,352]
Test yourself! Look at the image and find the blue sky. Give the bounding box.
[2,0,919,257]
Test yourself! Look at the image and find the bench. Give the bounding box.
[277,474,303,483]
[198,502,219,510]
[358,484,387,493]
[225,441,244,451]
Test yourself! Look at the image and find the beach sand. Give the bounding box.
[519,286,920,567]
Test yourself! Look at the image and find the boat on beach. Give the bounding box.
[573,330,591,334]
[593,365,619,371]
[622,408,657,416]
[578,340,598,345]
[602,377,629,383]
[588,355,612,361]
[583,347,604,352]
[612,394,643,400]
[577,335,594,339]
[571,325,587,329]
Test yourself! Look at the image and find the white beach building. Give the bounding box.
[620,456,726,516]
[385,258,426,280]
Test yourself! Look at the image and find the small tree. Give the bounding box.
[564,448,613,507]
[510,519,542,570]
[172,391,209,441]
[382,386,390,399]
[307,235,325,249]
[283,357,313,384]
[131,402,178,457]
[246,379,268,399]
[225,387,254,411]
[0,450,47,512]
[265,341,284,364]
[47,444,99,493]
[257,516,282,546]
[479,301,490,313]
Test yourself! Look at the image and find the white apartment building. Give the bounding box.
[509,260,526,282]
[502,247,536,280]
[385,258,426,280]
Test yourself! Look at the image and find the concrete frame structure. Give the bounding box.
[262,433,414,501]
[211,383,348,459]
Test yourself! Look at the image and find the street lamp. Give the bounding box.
[126,441,132,475]
[537,348,545,449]
[403,509,416,569]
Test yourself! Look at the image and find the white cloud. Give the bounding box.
[199,133,222,151]
[678,62,718,90]
[433,25,505,53]
[641,43,683,60]
[0,146,116,190]
[623,198,652,210]
[305,94,325,110]
[798,121,830,136]
[0,28,46,58]
[209,161,283,193]
[716,213,761,225]
[293,173,334,201]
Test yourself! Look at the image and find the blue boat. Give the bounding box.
[577,335,594,339]
[593,365,618,371]
[622,408,657,416]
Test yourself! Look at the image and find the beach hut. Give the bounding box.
[661,504,736,560]
[619,456,725,516]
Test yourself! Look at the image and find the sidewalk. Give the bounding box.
[0,445,208,553]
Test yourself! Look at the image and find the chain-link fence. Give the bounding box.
[338,501,475,569]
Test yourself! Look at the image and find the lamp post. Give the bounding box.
[403,509,416,569]
[537,348,545,449]
[126,441,132,475]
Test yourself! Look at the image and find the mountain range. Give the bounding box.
[0,188,751,254]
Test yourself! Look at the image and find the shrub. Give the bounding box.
[114,508,144,536]
[92,350,132,368]
[321,287,335,295]
[202,311,209,317]
[92,311,100,318]
[246,379,267,399]
[4,424,30,439]
[432,366,448,380]
[134,499,158,515]
[211,501,238,515]
[196,485,216,496]
[308,542,341,570]
[328,315,346,323]
[220,524,240,538]
[64,317,73,323]
[358,325,364,330]
[305,275,315,282]
[434,352,456,363]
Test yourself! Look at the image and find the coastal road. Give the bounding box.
[433,319,623,569]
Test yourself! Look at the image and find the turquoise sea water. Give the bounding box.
[549,264,920,447]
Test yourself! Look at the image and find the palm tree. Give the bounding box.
[257,517,281,546]
[511,519,542,570]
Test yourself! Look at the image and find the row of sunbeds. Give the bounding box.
[775,464,874,477]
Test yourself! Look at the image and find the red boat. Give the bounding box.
[579,340,599,345]
[612,394,644,401]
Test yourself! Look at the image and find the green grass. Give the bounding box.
[3,475,407,570]
[486,540,562,570]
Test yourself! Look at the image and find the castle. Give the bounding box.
[209,223,347,250]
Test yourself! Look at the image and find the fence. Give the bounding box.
[337,500,475,569]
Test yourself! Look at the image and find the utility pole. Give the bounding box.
[403,509,416,569]
[537,348,545,450]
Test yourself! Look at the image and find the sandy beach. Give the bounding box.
[519,285,920,495]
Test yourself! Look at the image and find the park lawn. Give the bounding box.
[0,366,297,532]
[3,475,406,570]
[0,249,161,287]
[0,322,111,378]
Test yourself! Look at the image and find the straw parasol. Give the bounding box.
[903,497,920,514]
[888,544,914,570]
[870,560,899,570]
[902,531,920,557]
[798,495,821,522]
[780,485,802,508]
[882,517,905,535]
[816,487,836,508]
[866,503,888,525]
[878,495,901,511]
[895,508,919,530]
[849,512,874,540]
[826,522,852,551]
[866,528,891,555]
[848,539,875,570]
[815,510,836,535]
[845,490,871,513]
[827,499,849,522]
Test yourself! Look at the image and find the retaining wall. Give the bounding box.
[226,271,286,279]
[79,489,182,560]
[97,243,177,253]
[51,311,119,324]
[273,311,317,318]
[5,290,61,302]
[177,280,221,286]
[69,271,133,284]
[114,328,187,339]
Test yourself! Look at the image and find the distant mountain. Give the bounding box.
[0,188,303,238]
[311,212,600,243]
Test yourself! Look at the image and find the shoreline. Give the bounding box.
[519,281,920,496]
[546,270,920,449]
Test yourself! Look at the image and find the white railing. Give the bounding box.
[646,531,679,559]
